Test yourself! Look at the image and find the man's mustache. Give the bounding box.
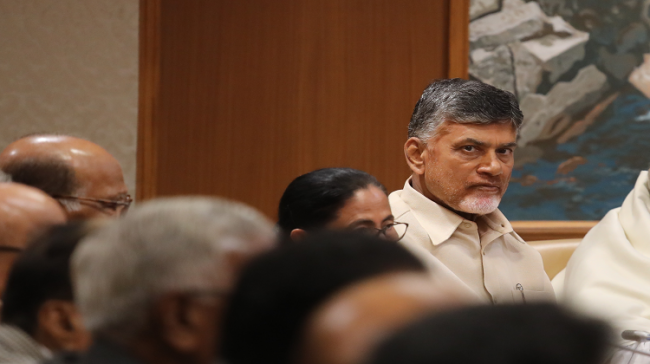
[466,180,506,189]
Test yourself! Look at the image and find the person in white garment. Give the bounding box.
[555,168,650,363]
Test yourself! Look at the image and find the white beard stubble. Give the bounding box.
[429,164,503,215]
[458,194,501,215]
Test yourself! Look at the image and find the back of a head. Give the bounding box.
[220,231,425,364]
[277,168,386,236]
[298,272,469,364]
[367,303,612,364]
[0,183,67,296]
[408,78,523,141]
[2,222,91,336]
[72,197,274,337]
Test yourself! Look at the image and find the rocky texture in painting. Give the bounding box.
[471,0,650,147]
[470,0,650,219]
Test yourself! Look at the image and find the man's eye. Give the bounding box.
[463,145,476,152]
[497,148,513,155]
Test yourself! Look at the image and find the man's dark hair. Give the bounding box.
[220,231,426,364]
[1,222,91,335]
[408,78,524,141]
[2,157,77,196]
[366,303,612,364]
[278,168,387,236]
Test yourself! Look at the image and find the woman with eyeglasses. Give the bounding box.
[278,168,407,242]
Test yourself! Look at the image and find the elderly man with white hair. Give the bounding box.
[70,197,275,364]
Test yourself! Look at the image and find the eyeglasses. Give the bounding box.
[356,222,409,241]
[53,194,133,214]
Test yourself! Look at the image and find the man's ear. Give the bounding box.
[37,300,91,352]
[157,294,198,353]
[404,137,427,175]
[290,228,307,241]
[156,292,220,356]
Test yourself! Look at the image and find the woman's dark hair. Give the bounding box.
[277,168,386,236]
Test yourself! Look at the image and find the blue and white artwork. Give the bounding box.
[469,0,650,220]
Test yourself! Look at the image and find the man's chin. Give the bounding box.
[457,195,501,215]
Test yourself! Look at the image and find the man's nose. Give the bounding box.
[477,151,503,176]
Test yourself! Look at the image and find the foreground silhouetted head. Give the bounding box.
[0,135,129,220]
[367,303,611,364]
[2,222,97,354]
[73,197,275,364]
[221,231,426,364]
[297,272,469,364]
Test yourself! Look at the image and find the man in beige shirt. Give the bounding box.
[390,79,554,304]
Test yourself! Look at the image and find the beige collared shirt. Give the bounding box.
[389,179,555,304]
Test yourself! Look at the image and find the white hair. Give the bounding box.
[0,170,11,183]
[72,196,274,336]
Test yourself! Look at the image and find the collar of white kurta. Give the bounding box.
[563,170,650,334]
[391,178,514,246]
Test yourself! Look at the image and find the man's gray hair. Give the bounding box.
[408,78,524,142]
[72,196,274,336]
[0,170,11,183]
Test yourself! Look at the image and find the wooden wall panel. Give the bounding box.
[139,0,457,218]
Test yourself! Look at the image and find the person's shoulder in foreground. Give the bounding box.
[557,168,650,339]
[389,78,554,304]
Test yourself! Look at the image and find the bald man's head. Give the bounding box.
[0,135,129,220]
[297,272,470,364]
[0,183,66,296]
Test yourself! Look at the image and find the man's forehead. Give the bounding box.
[436,121,517,141]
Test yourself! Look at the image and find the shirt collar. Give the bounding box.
[481,208,513,234]
[400,178,464,246]
[400,178,514,245]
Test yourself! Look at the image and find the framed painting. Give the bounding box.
[459,0,650,239]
